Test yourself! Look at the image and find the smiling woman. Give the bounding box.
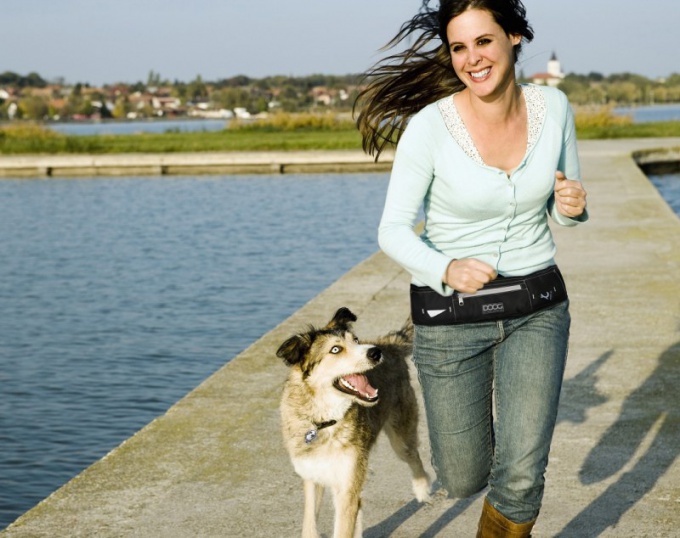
[354,1,588,536]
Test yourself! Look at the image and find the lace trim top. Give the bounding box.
[437,85,546,166]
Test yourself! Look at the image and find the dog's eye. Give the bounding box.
[353,337,359,344]
[330,346,342,354]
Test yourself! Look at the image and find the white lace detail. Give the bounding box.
[438,94,484,165]
[523,85,546,152]
[437,85,546,166]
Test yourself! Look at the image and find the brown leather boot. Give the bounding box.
[476,498,536,537]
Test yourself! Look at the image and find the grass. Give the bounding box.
[573,107,680,139]
[1,110,679,155]
[0,123,363,154]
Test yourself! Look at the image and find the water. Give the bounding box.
[648,173,680,215]
[47,118,228,136]
[613,103,680,123]
[39,103,680,137]
[0,173,388,529]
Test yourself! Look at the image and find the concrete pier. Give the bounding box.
[2,139,679,537]
[0,150,393,177]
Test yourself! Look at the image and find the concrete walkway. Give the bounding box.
[2,139,679,537]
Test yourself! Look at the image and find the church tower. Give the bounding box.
[547,52,563,79]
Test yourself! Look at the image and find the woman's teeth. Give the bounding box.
[470,68,491,79]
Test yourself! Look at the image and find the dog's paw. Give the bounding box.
[412,476,433,504]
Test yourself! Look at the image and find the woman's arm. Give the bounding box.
[378,113,455,294]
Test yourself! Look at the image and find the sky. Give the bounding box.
[2,0,679,86]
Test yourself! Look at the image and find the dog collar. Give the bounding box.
[304,420,337,444]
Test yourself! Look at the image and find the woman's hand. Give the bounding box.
[554,171,587,218]
[443,258,497,294]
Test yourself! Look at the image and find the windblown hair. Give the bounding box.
[354,0,534,159]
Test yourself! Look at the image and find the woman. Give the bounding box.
[355,0,587,536]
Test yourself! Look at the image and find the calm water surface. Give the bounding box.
[42,103,680,136]
[649,173,680,215]
[613,103,680,123]
[48,118,227,136]
[0,173,388,529]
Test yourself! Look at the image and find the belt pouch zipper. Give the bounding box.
[457,284,523,306]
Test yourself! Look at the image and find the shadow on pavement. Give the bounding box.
[556,341,680,537]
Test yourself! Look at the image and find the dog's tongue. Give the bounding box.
[343,374,378,399]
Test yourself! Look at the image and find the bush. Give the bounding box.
[0,122,63,140]
[229,112,355,132]
[574,107,633,129]
[0,123,67,152]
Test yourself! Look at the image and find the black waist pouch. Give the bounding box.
[410,265,568,325]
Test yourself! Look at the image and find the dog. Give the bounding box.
[277,307,431,538]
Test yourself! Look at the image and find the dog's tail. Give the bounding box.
[373,316,414,358]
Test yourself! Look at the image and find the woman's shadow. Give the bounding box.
[556,340,680,536]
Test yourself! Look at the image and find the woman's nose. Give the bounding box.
[468,48,482,65]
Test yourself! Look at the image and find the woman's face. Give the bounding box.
[446,8,520,99]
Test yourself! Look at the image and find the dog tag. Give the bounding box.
[304,429,318,444]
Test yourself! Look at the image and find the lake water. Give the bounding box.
[42,103,680,136]
[613,103,680,123]
[0,173,389,529]
[48,118,228,136]
[649,173,680,215]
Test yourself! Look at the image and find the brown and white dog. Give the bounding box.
[277,307,431,538]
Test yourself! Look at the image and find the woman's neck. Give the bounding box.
[462,82,523,125]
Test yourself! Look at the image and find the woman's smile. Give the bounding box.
[469,67,492,81]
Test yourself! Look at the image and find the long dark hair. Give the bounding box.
[355,0,534,159]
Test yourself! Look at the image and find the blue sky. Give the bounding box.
[3,0,678,85]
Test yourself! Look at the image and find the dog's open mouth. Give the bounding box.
[333,374,379,402]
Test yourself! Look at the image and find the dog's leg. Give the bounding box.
[314,482,324,520]
[331,487,362,538]
[384,421,432,503]
[353,506,363,538]
[302,479,322,538]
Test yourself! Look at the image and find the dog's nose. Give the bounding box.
[367,347,382,363]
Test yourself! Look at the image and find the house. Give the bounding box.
[311,86,332,106]
[151,96,182,113]
[530,52,565,87]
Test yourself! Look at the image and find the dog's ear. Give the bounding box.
[326,307,357,331]
[276,333,312,366]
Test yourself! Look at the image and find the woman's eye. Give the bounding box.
[451,45,464,53]
[330,346,342,354]
[477,38,491,46]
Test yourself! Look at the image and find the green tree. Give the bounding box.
[112,96,131,119]
[606,81,641,104]
[18,95,49,120]
[214,87,253,111]
[147,70,162,87]
[186,75,208,101]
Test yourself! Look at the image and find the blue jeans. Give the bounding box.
[412,301,570,523]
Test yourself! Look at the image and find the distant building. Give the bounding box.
[530,52,565,87]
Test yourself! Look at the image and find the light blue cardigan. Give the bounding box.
[378,84,588,296]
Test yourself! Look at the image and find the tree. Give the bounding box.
[147,70,162,87]
[186,75,208,102]
[214,87,253,111]
[18,95,49,120]
[605,81,641,104]
[112,96,131,119]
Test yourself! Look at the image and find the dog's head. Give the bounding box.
[276,307,382,406]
